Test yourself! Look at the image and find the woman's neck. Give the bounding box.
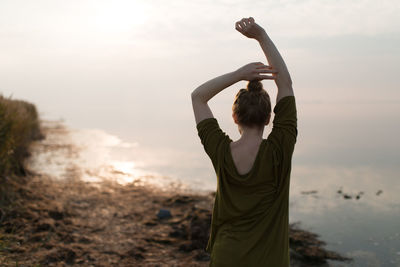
[238,125,264,142]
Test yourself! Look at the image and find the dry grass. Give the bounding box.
[0,95,42,176]
[0,95,43,209]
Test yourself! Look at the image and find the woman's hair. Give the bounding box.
[232,80,271,128]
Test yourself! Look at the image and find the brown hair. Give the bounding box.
[232,80,271,128]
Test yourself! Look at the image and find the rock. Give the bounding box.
[355,192,364,200]
[157,209,172,219]
[343,194,352,199]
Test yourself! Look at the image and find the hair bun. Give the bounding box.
[247,80,263,93]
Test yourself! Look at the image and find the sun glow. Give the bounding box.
[90,1,149,34]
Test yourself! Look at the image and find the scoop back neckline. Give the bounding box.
[228,139,266,178]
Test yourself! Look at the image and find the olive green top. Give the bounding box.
[196,96,297,267]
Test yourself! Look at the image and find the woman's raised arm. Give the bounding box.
[235,17,294,103]
[191,63,276,125]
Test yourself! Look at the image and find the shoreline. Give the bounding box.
[0,107,351,266]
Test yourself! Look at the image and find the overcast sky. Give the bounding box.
[1,0,399,170]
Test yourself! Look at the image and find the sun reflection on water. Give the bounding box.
[27,120,189,192]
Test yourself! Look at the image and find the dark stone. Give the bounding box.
[343,194,352,199]
[156,209,171,219]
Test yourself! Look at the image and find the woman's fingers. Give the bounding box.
[235,21,243,32]
[238,17,254,29]
[257,74,275,80]
[253,63,278,73]
[258,68,278,74]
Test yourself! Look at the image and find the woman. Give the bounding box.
[191,17,297,266]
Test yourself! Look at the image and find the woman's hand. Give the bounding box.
[235,17,266,41]
[235,62,277,81]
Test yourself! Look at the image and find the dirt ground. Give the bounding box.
[0,174,352,267]
[0,174,217,266]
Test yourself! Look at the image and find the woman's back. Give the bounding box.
[230,139,264,176]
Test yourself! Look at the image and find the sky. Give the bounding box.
[0,0,399,173]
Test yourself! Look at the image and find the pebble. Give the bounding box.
[157,209,172,219]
